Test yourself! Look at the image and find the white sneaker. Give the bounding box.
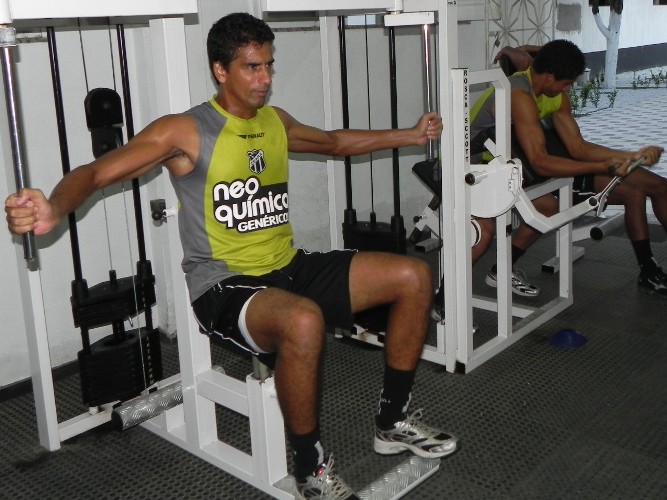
[431,299,479,334]
[295,455,358,499]
[485,268,541,297]
[374,409,459,459]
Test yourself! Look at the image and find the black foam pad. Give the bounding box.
[85,88,123,129]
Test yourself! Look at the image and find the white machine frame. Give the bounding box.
[2,1,294,498]
[6,0,605,496]
[318,2,583,374]
[453,67,582,373]
[4,1,449,498]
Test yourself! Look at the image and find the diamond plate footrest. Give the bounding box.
[358,456,440,500]
[274,455,440,499]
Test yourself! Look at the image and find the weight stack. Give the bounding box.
[78,327,162,407]
[72,270,156,331]
[343,216,407,254]
[344,213,405,334]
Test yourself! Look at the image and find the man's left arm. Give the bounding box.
[273,107,442,157]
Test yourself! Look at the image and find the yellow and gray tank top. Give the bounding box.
[171,100,297,302]
[470,68,562,162]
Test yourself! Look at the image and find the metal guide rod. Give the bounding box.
[422,23,435,161]
[46,26,84,281]
[116,24,148,263]
[0,26,36,262]
[388,26,402,217]
[337,16,354,215]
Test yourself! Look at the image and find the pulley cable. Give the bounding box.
[78,19,116,271]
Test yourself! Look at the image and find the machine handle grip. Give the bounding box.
[1,34,36,262]
[21,233,36,262]
[465,171,489,186]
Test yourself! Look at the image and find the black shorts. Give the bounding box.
[572,173,596,200]
[515,124,595,198]
[192,249,357,356]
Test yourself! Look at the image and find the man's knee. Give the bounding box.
[475,218,496,245]
[652,175,667,197]
[616,185,648,207]
[288,299,325,334]
[280,300,326,353]
[612,170,667,203]
[534,194,559,217]
[407,258,433,293]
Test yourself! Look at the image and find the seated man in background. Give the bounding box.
[471,40,666,297]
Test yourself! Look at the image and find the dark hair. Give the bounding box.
[532,40,586,81]
[207,13,275,73]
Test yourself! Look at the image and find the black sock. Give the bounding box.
[377,366,416,429]
[511,245,526,267]
[631,239,657,272]
[491,245,526,274]
[289,427,324,480]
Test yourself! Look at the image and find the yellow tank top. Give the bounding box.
[172,100,297,301]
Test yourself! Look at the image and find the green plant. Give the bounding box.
[568,87,581,115]
[632,74,650,88]
[580,81,593,107]
[607,89,618,108]
[650,70,661,88]
[591,85,601,107]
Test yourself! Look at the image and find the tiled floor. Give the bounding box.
[576,77,667,213]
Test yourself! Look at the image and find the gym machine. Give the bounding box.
[319,2,618,374]
[1,2,291,498]
[3,1,442,497]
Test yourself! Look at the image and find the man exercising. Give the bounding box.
[471,40,666,297]
[5,13,457,499]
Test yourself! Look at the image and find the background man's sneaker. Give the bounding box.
[431,304,479,334]
[431,286,479,333]
[374,409,458,459]
[431,303,445,323]
[638,267,667,297]
[295,455,359,499]
[485,268,541,297]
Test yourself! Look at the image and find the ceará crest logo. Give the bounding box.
[247,149,266,174]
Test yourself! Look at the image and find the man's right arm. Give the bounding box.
[5,113,197,236]
[493,46,534,72]
[511,89,629,178]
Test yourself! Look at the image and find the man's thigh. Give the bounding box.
[286,249,356,330]
[348,251,430,313]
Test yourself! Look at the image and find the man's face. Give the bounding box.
[214,42,274,118]
[544,75,575,97]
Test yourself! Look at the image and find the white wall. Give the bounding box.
[559,0,667,52]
